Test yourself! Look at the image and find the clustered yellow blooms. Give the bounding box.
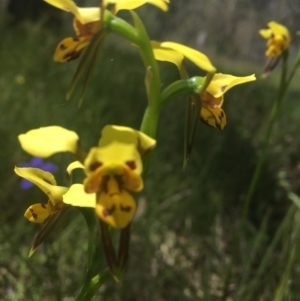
[44,0,256,130]
[45,0,169,62]
[259,21,291,58]
[151,41,256,129]
[17,125,156,229]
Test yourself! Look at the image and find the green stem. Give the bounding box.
[160,77,205,109]
[107,12,161,142]
[222,51,290,300]
[105,12,139,44]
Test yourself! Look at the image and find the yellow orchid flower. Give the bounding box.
[199,74,256,129]
[44,0,169,62]
[259,21,291,58]
[15,167,95,223]
[150,41,255,129]
[18,125,156,229]
[109,0,170,12]
[151,40,216,74]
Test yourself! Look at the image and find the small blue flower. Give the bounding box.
[19,157,58,189]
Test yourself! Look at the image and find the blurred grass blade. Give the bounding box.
[287,191,300,209]
[99,219,118,279]
[29,209,67,257]
[76,207,96,267]
[117,223,130,274]
[183,97,192,170]
[76,268,110,301]
[274,211,300,301]
[76,233,108,301]
[183,95,199,170]
[239,208,271,287]
[188,96,200,156]
[243,205,295,301]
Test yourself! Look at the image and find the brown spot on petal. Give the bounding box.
[126,160,136,170]
[32,213,38,220]
[103,205,116,217]
[41,204,47,209]
[221,85,227,92]
[89,161,102,172]
[114,175,123,192]
[120,205,132,212]
[60,44,67,50]
[63,51,81,62]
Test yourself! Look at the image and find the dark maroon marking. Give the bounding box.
[220,111,224,118]
[101,176,110,193]
[120,205,131,212]
[32,213,38,220]
[114,175,123,192]
[102,205,116,217]
[63,51,81,62]
[218,115,222,121]
[60,44,67,50]
[73,37,80,41]
[221,85,227,92]
[30,208,34,212]
[109,192,120,197]
[126,160,136,170]
[89,161,102,172]
[41,204,47,209]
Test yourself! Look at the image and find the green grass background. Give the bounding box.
[1,7,300,301]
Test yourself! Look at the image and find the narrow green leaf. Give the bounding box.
[288,192,300,210]
[99,219,118,279]
[117,223,131,275]
[76,207,96,267]
[76,268,110,301]
[183,98,192,171]
[29,209,67,257]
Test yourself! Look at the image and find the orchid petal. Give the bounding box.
[54,36,92,62]
[268,21,290,40]
[160,42,216,72]
[99,125,156,156]
[84,142,143,176]
[63,184,96,207]
[200,107,226,130]
[206,74,256,98]
[15,167,67,204]
[95,177,136,229]
[151,41,184,69]
[24,203,52,223]
[112,0,169,12]
[44,0,100,24]
[18,126,79,158]
[259,29,273,39]
[73,18,101,37]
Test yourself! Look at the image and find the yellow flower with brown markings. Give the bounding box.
[18,125,156,229]
[15,166,94,223]
[199,74,256,129]
[44,0,170,62]
[259,21,291,58]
